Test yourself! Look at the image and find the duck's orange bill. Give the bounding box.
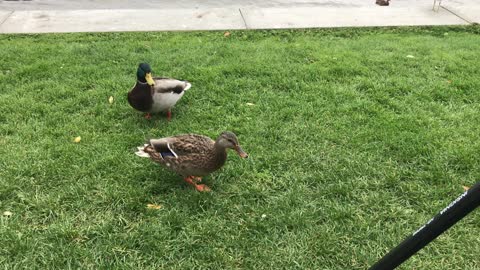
[235,145,248,158]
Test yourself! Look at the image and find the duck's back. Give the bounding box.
[149,78,191,113]
[149,134,225,177]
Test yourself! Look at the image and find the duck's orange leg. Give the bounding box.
[167,109,172,121]
[184,176,210,192]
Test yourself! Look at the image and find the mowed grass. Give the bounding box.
[1,26,480,269]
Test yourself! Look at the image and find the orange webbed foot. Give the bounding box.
[195,184,211,192]
[184,176,210,192]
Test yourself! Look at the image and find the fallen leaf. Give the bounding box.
[74,136,81,143]
[463,186,470,191]
[108,96,114,104]
[246,103,255,106]
[224,31,231,37]
[3,211,12,217]
[73,236,88,243]
[447,80,452,84]
[406,55,415,58]
[147,204,162,210]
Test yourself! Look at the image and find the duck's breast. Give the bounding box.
[128,83,153,112]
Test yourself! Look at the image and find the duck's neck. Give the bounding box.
[137,79,148,85]
[212,142,228,169]
[136,80,152,93]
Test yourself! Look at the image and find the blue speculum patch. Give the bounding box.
[160,151,175,158]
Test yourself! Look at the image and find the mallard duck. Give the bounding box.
[376,0,390,6]
[127,63,191,120]
[135,131,248,192]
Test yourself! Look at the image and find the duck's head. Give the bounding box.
[216,131,248,158]
[137,63,155,86]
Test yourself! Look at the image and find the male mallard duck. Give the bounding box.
[135,131,248,192]
[127,63,191,120]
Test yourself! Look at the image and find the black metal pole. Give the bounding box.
[369,181,480,270]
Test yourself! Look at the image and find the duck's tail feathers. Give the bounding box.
[184,82,192,91]
[135,144,151,158]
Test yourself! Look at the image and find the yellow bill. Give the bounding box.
[145,72,155,86]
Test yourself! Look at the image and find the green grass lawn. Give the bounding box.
[1,26,479,269]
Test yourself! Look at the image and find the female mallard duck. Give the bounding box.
[127,63,191,120]
[135,131,248,192]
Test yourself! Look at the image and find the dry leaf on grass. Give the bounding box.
[224,31,231,37]
[108,96,114,104]
[246,103,255,106]
[463,186,470,191]
[3,211,12,217]
[74,136,81,143]
[147,204,162,210]
[73,236,89,243]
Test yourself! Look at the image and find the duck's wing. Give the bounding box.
[152,77,192,94]
[135,139,179,162]
[149,134,214,158]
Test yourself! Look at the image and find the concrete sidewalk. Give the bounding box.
[0,0,478,33]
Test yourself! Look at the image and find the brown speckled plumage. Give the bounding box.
[136,132,247,181]
[144,134,225,177]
